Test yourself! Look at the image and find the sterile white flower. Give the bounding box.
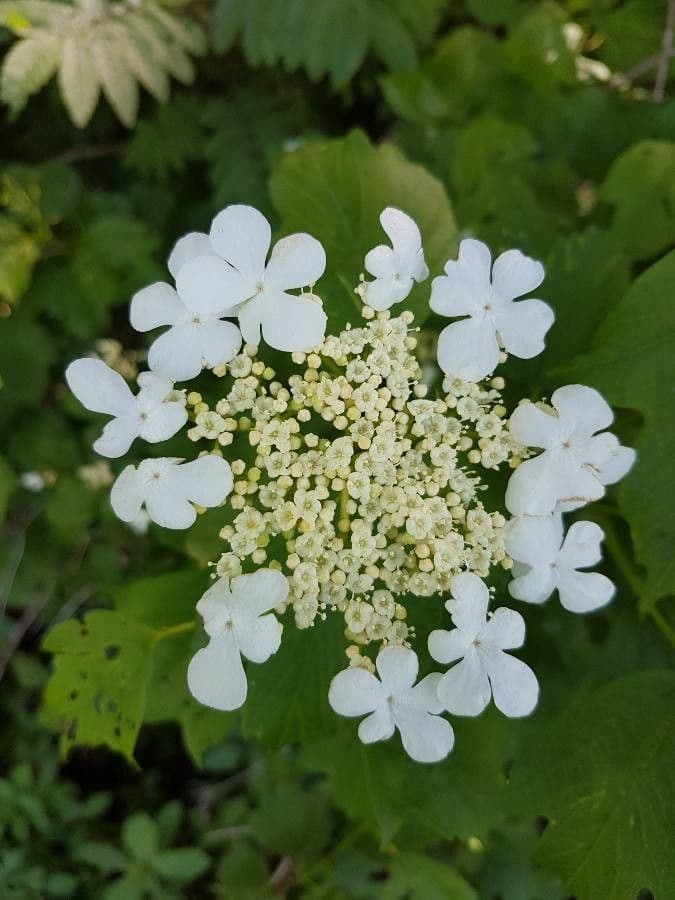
[504,514,615,612]
[130,255,244,382]
[65,358,187,458]
[428,572,539,718]
[110,455,233,529]
[505,384,636,516]
[187,569,287,711]
[430,239,554,381]
[356,207,429,310]
[167,204,328,352]
[328,644,454,763]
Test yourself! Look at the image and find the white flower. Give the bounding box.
[505,385,636,516]
[187,569,287,711]
[356,207,429,310]
[65,358,187,458]
[110,455,233,529]
[430,239,554,381]
[328,645,454,764]
[130,248,244,381]
[504,514,615,613]
[169,204,328,353]
[428,572,539,718]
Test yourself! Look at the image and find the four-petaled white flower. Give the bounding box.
[110,455,233,529]
[130,250,244,382]
[65,358,187,458]
[430,239,554,381]
[166,204,328,353]
[505,514,615,613]
[328,645,454,763]
[505,384,636,516]
[356,207,429,310]
[187,570,287,711]
[428,572,539,718]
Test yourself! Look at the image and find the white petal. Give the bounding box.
[196,578,234,626]
[364,245,396,279]
[139,400,187,444]
[504,514,562,566]
[260,292,327,352]
[360,276,413,311]
[494,299,554,359]
[148,324,206,382]
[172,455,233,508]
[197,320,242,369]
[437,651,491,717]
[130,282,184,332]
[110,465,143,522]
[551,384,613,436]
[230,569,289,618]
[209,204,270,286]
[436,318,500,381]
[595,445,636,485]
[395,707,454,763]
[428,628,472,665]
[187,631,247,711]
[406,672,445,714]
[552,451,606,511]
[449,572,490,634]
[176,255,249,317]
[328,667,386,717]
[235,612,282,664]
[264,233,326,291]
[358,707,396,744]
[485,650,539,718]
[167,231,214,279]
[430,239,492,317]
[482,607,526,650]
[505,454,558,516]
[136,371,174,401]
[491,248,544,301]
[508,402,559,449]
[508,566,557,605]
[65,358,133,417]
[144,481,196,529]
[557,570,615,613]
[93,415,139,458]
[558,521,604,569]
[375,645,418,694]
[237,294,264,347]
[380,207,422,260]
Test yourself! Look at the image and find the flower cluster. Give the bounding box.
[66,203,635,764]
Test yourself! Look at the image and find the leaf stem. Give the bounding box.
[150,621,195,646]
[597,512,675,648]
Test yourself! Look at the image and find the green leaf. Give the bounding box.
[509,670,675,900]
[381,28,505,125]
[449,114,537,192]
[250,782,332,859]
[382,852,477,900]
[0,217,41,303]
[122,812,160,860]
[0,312,57,417]
[561,251,675,611]
[58,36,100,128]
[269,130,456,332]
[303,710,518,845]
[0,454,16,524]
[124,96,204,180]
[601,141,675,263]
[42,610,154,762]
[504,2,576,91]
[115,568,209,629]
[44,476,98,543]
[73,842,127,874]
[154,847,210,882]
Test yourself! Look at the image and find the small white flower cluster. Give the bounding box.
[65,203,636,765]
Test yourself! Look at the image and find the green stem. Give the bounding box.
[150,621,195,646]
[597,512,675,649]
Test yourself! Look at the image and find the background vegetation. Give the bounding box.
[1,1,674,897]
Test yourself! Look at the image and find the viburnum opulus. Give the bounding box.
[66,204,635,764]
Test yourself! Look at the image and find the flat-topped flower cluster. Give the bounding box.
[66,203,635,764]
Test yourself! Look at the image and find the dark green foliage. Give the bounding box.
[1,1,674,898]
